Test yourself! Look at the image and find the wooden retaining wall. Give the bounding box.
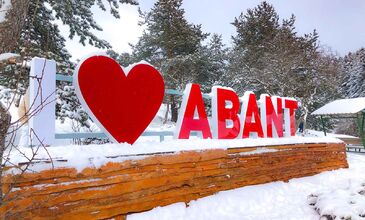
[1,142,348,219]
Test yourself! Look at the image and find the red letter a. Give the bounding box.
[175,84,212,139]
[240,92,264,138]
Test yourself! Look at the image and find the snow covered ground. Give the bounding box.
[306,129,357,139]
[128,153,365,220]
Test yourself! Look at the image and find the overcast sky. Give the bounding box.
[62,0,365,61]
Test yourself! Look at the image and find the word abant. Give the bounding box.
[175,84,298,139]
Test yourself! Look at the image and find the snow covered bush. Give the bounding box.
[308,183,365,220]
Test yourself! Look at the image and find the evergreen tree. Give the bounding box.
[195,34,228,92]
[131,0,207,122]
[231,1,279,73]
[228,1,341,129]
[1,0,74,105]
[0,0,139,141]
[1,0,139,90]
[334,48,365,136]
[341,48,365,98]
[107,50,134,67]
[39,0,138,49]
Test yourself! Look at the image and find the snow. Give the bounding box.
[124,60,153,74]
[239,147,278,155]
[0,92,19,123]
[306,129,357,138]
[5,136,342,173]
[309,186,365,219]
[128,153,365,220]
[0,0,11,22]
[312,97,365,115]
[0,53,19,62]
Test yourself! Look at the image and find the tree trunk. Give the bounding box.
[0,0,30,54]
[163,102,170,124]
[0,0,28,205]
[0,103,12,205]
[170,95,178,123]
[302,105,309,132]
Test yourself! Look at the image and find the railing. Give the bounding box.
[55,130,175,142]
[56,74,206,142]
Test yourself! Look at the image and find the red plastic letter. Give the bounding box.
[212,87,241,139]
[260,95,284,138]
[175,84,212,139]
[240,92,264,138]
[283,98,298,136]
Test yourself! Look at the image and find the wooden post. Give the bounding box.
[357,112,365,149]
[320,115,327,136]
[28,57,56,146]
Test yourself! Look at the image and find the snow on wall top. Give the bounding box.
[5,136,343,173]
[312,97,365,116]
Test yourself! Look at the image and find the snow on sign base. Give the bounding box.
[312,97,365,115]
[1,141,348,219]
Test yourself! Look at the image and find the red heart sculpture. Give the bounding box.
[74,55,165,144]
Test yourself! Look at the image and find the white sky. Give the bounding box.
[62,0,365,61]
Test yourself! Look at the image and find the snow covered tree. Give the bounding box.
[131,0,207,122]
[303,49,342,129]
[107,50,134,67]
[227,1,341,129]
[0,0,139,145]
[337,48,365,136]
[0,0,29,54]
[0,0,74,96]
[1,0,139,66]
[341,48,365,98]
[191,34,229,93]
[0,0,140,91]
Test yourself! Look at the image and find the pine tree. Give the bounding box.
[341,48,365,98]
[228,1,341,129]
[1,0,139,90]
[131,0,207,122]
[194,34,228,92]
[38,0,138,49]
[231,1,279,72]
[0,0,139,143]
[0,0,74,93]
[336,48,365,136]
[107,50,134,67]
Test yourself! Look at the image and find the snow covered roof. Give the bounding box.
[312,97,365,116]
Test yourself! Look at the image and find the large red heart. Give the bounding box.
[74,55,165,144]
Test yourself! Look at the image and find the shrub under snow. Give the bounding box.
[309,183,365,220]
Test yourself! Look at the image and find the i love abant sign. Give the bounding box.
[74,55,298,144]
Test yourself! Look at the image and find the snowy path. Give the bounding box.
[128,153,365,220]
